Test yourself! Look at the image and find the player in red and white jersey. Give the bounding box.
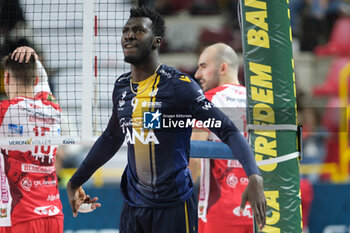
[191,43,255,233]
[0,47,63,233]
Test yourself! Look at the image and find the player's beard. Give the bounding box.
[124,43,154,65]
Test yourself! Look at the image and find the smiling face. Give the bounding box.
[195,47,220,92]
[121,17,157,65]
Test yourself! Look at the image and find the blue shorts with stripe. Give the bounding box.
[119,193,198,233]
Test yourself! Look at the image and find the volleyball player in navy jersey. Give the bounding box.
[67,7,266,233]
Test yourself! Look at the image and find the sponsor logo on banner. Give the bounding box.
[0,209,7,218]
[31,139,51,145]
[34,205,60,216]
[226,174,238,188]
[21,177,32,191]
[63,138,75,144]
[21,164,55,174]
[8,138,51,146]
[9,138,32,145]
[233,205,253,218]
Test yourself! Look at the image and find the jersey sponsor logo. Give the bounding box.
[143,110,161,129]
[159,69,171,79]
[46,94,57,103]
[240,177,249,185]
[21,164,55,174]
[179,75,191,83]
[119,91,127,108]
[33,180,56,188]
[202,102,213,110]
[233,205,253,219]
[34,205,60,216]
[149,89,159,97]
[0,166,9,204]
[28,103,42,109]
[29,116,56,125]
[21,177,57,191]
[141,101,162,108]
[47,194,60,202]
[196,90,206,102]
[21,106,60,119]
[120,117,143,129]
[227,160,243,168]
[226,173,238,188]
[125,128,159,144]
[0,209,7,218]
[8,124,23,136]
[21,177,32,191]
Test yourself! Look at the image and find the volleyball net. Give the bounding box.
[0,0,132,145]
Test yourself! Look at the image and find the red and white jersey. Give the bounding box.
[199,84,253,226]
[0,92,63,226]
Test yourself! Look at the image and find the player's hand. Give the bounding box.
[66,180,101,217]
[240,174,266,230]
[11,46,39,63]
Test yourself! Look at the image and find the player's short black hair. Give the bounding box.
[3,54,36,84]
[129,7,165,37]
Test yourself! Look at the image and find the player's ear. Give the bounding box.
[4,71,9,84]
[219,63,228,75]
[34,76,39,86]
[153,37,161,49]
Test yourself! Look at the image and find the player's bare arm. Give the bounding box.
[189,129,209,183]
[241,174,266,230]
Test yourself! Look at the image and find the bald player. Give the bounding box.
[191,43,256,233]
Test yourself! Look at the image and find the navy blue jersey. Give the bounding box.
[70,64,259,208]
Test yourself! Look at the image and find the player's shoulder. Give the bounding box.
[34,92,61,111]
[115,72,131,86]
[0,99,16,111]
[207,84,245,96]
[157,64,195,84]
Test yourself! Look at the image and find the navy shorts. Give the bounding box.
[119,194,198,233]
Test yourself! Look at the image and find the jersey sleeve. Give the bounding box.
[173,75,260,177]
[0,101,11,129]
[69,85,125,186]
